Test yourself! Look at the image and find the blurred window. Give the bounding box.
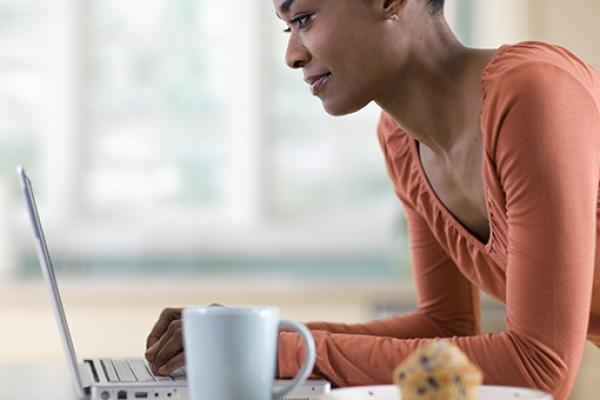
[0,0,48,184]
[9,0,480,279]
[84,1,394,222]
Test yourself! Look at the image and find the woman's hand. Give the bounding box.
[145,307,183,375]
[145,304,224,375]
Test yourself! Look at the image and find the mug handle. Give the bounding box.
[272,320,316,400]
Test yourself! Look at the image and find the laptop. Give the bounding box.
[17,166,330,400]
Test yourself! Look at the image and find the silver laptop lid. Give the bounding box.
[17,166,86,398]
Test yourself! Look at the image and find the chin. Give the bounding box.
[321,96,371,117]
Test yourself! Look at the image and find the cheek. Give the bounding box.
[318,26,381,79]
[303,23,385,114]
[333,43,383,99]
[303,18,366,65]
[301,29,339,65]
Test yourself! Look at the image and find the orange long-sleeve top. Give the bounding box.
[277,41,600,400]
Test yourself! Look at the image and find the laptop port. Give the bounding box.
[134,393,148,399]
[117,391,127,400]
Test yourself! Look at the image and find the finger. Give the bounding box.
[153,339,183,375]
[146,319,181,363]
[145,342,159,363]
[147,305,219,350]
[157,352,185,376]
[146,308,181,349]
[147,305,221,363]
[152,322,182,368]
[152,322,183,373]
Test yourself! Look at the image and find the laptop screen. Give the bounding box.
[17,166,86,398]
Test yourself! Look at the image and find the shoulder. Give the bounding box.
[483,41,600,103]
[484,41,600,102]
[481,41,600,154]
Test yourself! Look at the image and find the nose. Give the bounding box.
[285,33,311,69]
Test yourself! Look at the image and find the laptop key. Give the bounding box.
[142,359,173,381]
[127,359,156,382]
[152,368,174,381]
[100,359,119,382]
[170,367,187,381]
[112,358,136,382]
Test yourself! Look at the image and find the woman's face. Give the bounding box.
[274,0,404,116]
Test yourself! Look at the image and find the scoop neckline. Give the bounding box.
[408,44,511,252]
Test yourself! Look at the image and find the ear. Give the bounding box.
[373,0,408,19]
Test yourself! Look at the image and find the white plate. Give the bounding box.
[320,385,552,400]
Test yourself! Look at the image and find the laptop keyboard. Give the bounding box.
[100,358,186,383]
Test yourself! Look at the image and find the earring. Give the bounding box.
[389,14,399,21]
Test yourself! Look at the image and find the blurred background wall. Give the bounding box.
[0,1,599,398]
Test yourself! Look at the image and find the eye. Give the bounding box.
[283,13,313,33]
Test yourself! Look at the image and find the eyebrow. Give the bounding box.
[279,0,296,15]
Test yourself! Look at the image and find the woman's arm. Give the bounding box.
[303,109,481,338]
[280,64,600,400]
[304,203,481,339]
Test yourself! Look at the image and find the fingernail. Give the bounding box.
[158,366,167,374]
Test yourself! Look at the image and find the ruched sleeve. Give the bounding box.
[304,203,481,339]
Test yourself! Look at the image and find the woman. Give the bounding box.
[145,1,600,398]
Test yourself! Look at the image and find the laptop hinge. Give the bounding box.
[86,359,108,384]
[78,361,96,395]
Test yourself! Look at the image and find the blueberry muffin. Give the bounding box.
[392,340,483,400]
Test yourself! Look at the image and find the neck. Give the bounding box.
[374,19,490,160]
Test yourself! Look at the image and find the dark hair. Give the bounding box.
[427,0,445,14]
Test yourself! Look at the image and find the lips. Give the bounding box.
[304,72,332,95]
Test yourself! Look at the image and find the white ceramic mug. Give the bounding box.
[183,306,316,400]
